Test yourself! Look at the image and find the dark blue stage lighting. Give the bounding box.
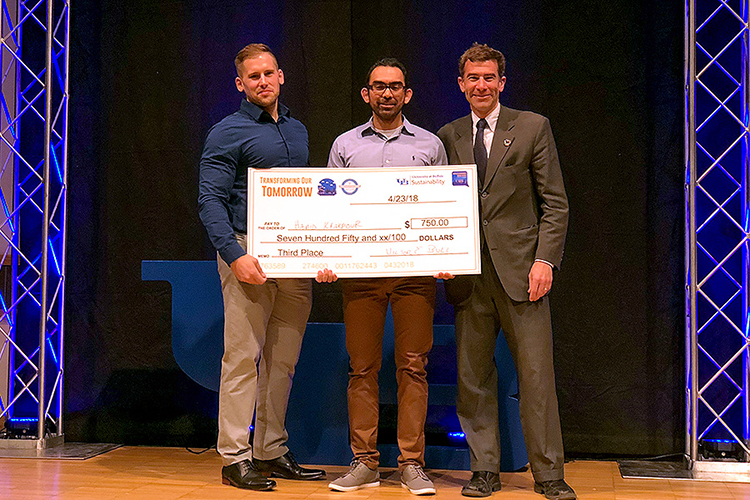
[447,431,466,442]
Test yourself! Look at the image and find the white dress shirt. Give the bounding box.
[470,103,500,155]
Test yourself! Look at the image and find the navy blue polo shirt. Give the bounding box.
[198,99,309,264]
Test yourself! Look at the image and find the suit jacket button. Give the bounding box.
[481,192,488,198]
[483,220,489,226]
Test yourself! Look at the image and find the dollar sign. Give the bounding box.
[404,220,410,229]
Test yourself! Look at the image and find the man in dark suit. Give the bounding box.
[437,43,575,500]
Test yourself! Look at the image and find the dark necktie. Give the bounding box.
[473,118,488,183]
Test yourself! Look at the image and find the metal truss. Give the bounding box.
[0,0,69,446]
[686,0,750,466]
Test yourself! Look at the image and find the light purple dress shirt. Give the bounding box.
[327,117,447,168]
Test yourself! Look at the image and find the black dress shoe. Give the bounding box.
[534,479,577,500]
[253,451,326,480]
[461,471,501,497]
[222,459,276,490]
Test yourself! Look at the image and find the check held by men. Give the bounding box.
[247,165,480,277]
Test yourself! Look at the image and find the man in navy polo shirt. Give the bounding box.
[198,43,325,491]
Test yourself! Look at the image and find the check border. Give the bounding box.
[247,166,480,278]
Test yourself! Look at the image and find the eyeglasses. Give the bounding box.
[367,82,405,94]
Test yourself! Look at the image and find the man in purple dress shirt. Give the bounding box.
[324,58,447,496]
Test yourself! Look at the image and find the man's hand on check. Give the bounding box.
[434,272,455,280]
[231,254,267,285]
[528,261,553,301]
[316,269,338,283]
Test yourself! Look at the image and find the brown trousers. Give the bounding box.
[341,277,436,470]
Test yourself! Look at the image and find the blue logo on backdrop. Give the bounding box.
[340,179,360,195]
[396,178,409,185]
[318,178,337,195]
[140,259,528,471]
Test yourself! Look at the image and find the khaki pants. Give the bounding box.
[341,277,436,470]
[216,235,312,466]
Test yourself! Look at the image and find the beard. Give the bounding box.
[248,88,280,110]
[372,98,403,122]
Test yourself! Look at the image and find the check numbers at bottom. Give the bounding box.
[263,262,287,269]
[334,262,378,270]
[302,263,329,270]
[384,261,415,269]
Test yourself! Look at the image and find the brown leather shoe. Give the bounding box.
[221,459,276,490]
[461,471,501,497]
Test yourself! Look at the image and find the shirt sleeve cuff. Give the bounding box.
[220,242,247,266]
[534,258,555,269]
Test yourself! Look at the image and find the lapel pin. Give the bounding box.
[503,138,512,147]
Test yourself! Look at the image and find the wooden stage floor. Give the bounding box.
[1,446,749,499]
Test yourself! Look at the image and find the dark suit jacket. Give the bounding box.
[437,105,569,303]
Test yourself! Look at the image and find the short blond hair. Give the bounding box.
[234,43,278,75]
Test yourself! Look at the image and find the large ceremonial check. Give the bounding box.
[247,166,480,278]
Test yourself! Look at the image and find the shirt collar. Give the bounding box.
[471,103,501,133]
[240,98,290,122]
[361,116,416,138]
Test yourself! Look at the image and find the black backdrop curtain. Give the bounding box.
[66,0,684,456]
